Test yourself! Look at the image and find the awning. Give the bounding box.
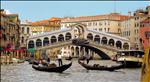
[27,48,35,53]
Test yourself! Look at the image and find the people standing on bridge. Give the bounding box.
[57,52,63,66]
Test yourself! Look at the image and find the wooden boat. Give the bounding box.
[78,60,123,71]
[116,50,144,68]
[32,62,72,73]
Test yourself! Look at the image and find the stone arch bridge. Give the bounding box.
[27,24,130,59]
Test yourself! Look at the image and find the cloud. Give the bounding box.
[5,9,12,14]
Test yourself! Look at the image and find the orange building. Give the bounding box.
[140,18,150,49]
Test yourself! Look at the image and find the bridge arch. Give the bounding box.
[108,38,115,46]
[101,37,108,45]
[43,37,49,46]
[94,35,100,43]
[51,36,57,43]
[28,40,34,48]
[58,34,64,42]
[71,23,86,38]
[36,39,42,47]
[65,32,72,41]
[116,40,122,49]
[123,43,129,50]
[87,33,93,40]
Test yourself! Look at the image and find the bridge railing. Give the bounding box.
[36,40,72,50]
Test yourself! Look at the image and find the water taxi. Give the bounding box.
[116,50,144,68]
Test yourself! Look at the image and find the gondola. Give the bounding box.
[32,62,72,73]
[78,60,123,71]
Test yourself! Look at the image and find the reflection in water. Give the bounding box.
[1,60,141,82]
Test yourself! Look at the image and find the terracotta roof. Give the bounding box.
[31,17,61,26]
[61,13,131,22]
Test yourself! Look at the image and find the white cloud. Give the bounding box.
[5,9,12,14]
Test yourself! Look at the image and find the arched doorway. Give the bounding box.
[101,37,107,45]
[36,39,42,47]
[87,33,93,40]
[72,23,86,39]
[116,41,122,49]
[43,37,49,46]
[58,34,64,42]
[94,35,100,43]
[51,36,57,44]
[65,32,72,41]
[108,39,115,46]
[28,40,34,48]
[123,43,129,50]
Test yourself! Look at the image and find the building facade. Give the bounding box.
[121,6,150,50]
[61,13,130,36]
[20,17,61,49]
[0,9,24,64]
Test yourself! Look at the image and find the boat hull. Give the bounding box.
[118,61,142,68]
[78,60,123,71]
[32,62,72,73]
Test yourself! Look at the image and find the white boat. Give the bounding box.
[116,50,144,68]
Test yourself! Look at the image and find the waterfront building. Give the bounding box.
[61,13,130,36]
[139,18,150,49]
[0,9,23,64]
[121,6,150,50]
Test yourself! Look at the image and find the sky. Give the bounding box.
[1,1,150,22]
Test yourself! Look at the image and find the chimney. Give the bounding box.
[128,11,131,17]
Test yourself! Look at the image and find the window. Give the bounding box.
[104,28,106,31]
[108,28,110,32]
[99,22,102,26]
[21,37,24,43]
[27,27,30,34]
[22,27,24,33]
[99,28,102,31]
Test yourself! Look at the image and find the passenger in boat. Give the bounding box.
[41,59,48,67]
[57,52,63,66]
[47,58,50,64]
[86,54,91,64]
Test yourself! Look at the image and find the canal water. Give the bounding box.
[1,59,141,82]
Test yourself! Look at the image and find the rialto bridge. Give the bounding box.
[27,24,130,59]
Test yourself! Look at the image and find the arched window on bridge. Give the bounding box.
[36,39,42,47]
[28,40,34,49]
[108,39,115,46]
[94,35,100,43]
[65,32,72,41]
[101,37,107,45]
[43,37,49,46]
[58,34,64,42]
[123,43,129,50]
[116,41,122,49]
[87,33,93,40]
[51,36,57,44]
